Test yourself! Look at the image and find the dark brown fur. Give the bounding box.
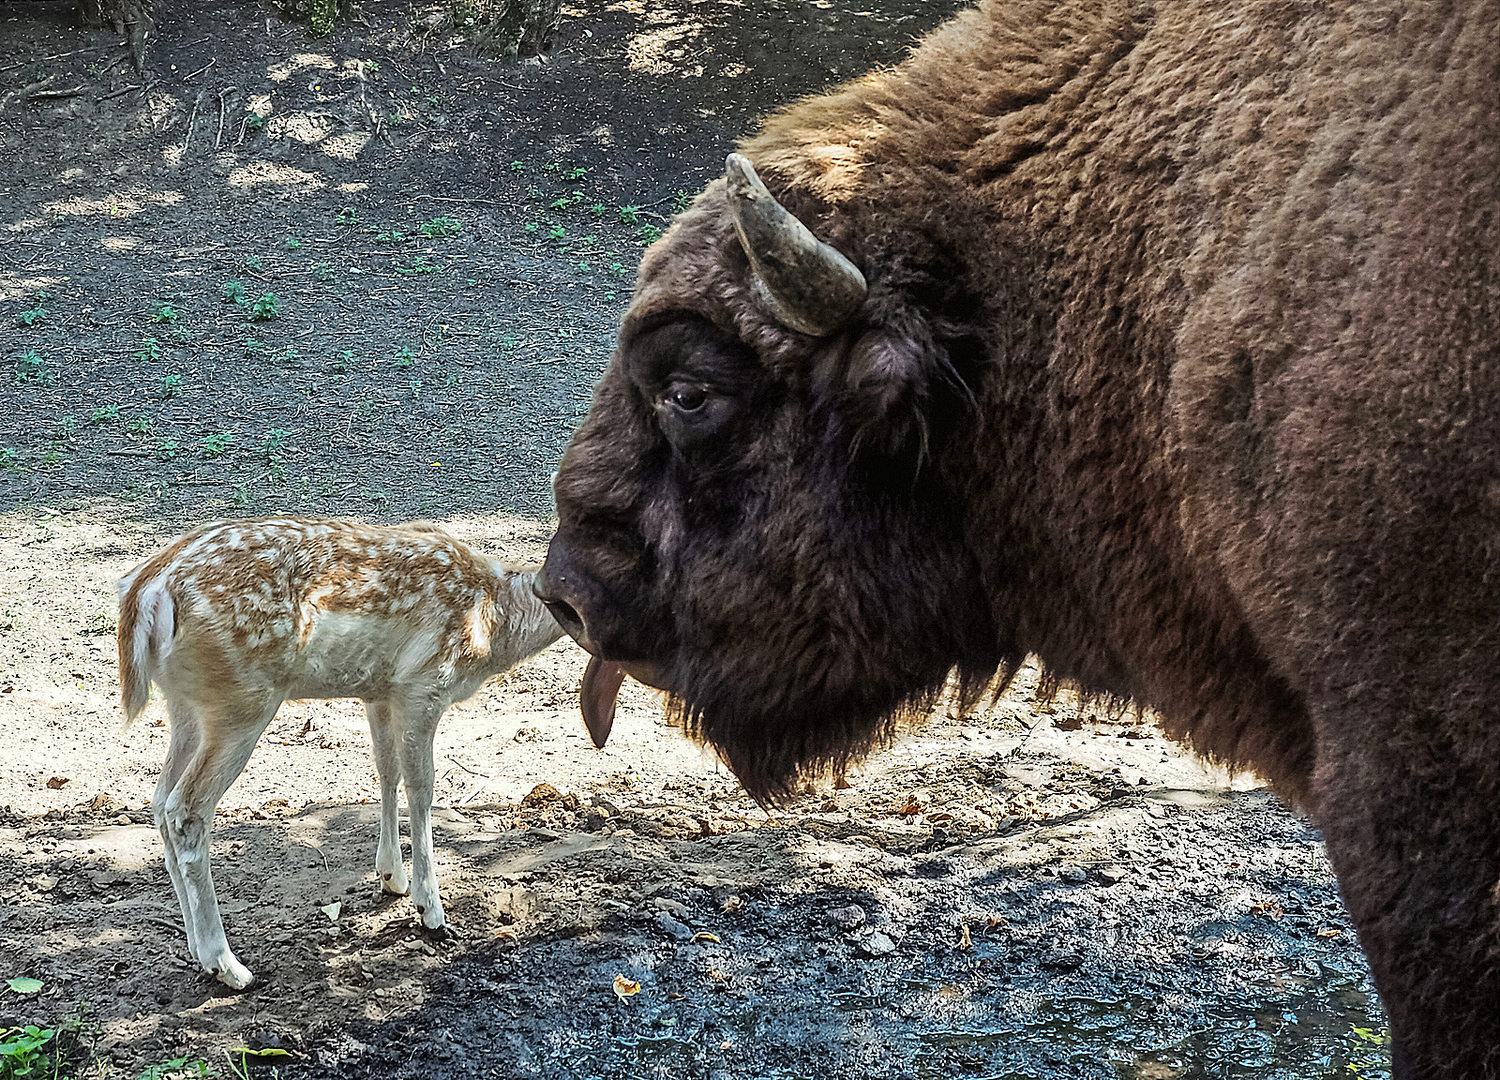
[539,2,1500,1073]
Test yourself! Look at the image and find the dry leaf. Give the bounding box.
[495,929,518,942]
[692,932,720,944]
[897,795,923,816]
[46,776,69,789]
[319,901,341,921]
[721,896,744,913]
[957,923,972,951]
[1317,928,1341,938]
[612,974,642,999]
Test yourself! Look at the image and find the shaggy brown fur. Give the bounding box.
[539,2,1500,1074]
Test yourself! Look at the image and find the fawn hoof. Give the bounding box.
[210,955,254,990]
[415,903,446,931]
[380,870,410,896]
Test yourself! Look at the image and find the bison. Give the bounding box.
[535,1,1500,1074]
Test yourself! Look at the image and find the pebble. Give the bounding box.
[655,913,694,940]
[828,904,866,931]
[855,932,896,958]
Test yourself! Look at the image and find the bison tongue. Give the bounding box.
[580,656,627,749]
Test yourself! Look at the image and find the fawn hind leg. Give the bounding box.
[365,700,410,896]
[157,691,280,989]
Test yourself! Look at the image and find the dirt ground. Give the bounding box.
[1,2,1386,1077]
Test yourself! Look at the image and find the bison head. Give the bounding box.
[539,155,1010,803]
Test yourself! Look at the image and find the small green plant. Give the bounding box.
[355,400,374,419]
[418,215,460,238]
[638,223,663,244]
[280,346,299,365]
[244,338,268,358]
[590,202,606,217]
[375,230,405,244]
[17,303,46,327]
[245,114,266,132]
[134,337,162,363]
[509,160,523,173]
[523,222,539,235]
[0,1022,57,1078]
[564,166,589,181]
[221,279,247,303]
[396,347,415,367]
[241,254,264,273]
[0,448,20,469]
[261,428,290,461]
[155,438,179,460]
[284,236,303,251]
[548,224,566,241]
[13,351,51,384]
[126,415,153,436]
[618,205,641,225]
[41,447,62,467]
[89,404,121,425]
[152,302,180,323]
[200,433,234,459]
[395,256,439,276]
[335,206,359,225]
[408,379,422,399]
[329,349,353,374]
[158,374,183,399]
[57,415,77,439]
[315,262,334,282]
[249,293,280,321]
[671,189,692,215]
[609,261,625,277]
[139,1055,215,1080]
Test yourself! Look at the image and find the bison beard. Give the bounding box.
[540,0,1500,1074]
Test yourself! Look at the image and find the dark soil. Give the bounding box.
[0,2,1387,1078]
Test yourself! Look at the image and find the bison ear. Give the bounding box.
[835,313,966,462]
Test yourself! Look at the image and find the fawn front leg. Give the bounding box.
[393,696,446,930]
[365,700,409,896]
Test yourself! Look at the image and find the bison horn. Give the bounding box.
[724,153,867,337]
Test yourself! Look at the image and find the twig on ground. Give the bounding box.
[0,76,56,111]
[0,46,111,73]
[98,83,143,102]
[28,87,85,101]
[215,87,233,150]
[182,57,216,82]
[182,91,204,150]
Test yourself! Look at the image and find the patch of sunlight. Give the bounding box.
[282,111,343,144]
[266,51,337,83]
[3,217,46,234]
[42,186,179,219]
[721,62,748,78]
[336,181,370,193]
[320,130,372,161]
[100,235,141,252]
[627,21,704,75]
[227,161,328,190]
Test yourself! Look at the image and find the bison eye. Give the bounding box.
[668,385,708,413]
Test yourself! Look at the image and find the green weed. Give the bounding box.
[418,215,460,238]
[57,415,76,439]
[221,279,247,304]
[396,347,415,367]
[618,205,641,225]
[315,262,334,282]
[155,438,179,460]
[638,223,663,244]
[245,114,266,132]
[671,189,692,215]
[134,337,162,363]
[200,433,234,459]
[158,374,183,399]
[0,449,19,470]
[335,207,360,225]
[261,428,290,462]
[394,256,439,276]
[564,166,589,181]
[548,224,566,241]
[89,404,121,425]
[375,230,405,244]
[0,1022,56,1079]
[510,160,524,173]
[241,254,263,272]
[17,303,46,328]
[126,416,153,436]
[152,303,180,324]
[13,351,51,384]
[249,294,280,321]
[138,1055,214,1080]
[284,236,303,251]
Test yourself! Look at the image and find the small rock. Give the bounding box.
[1097,864,1128,885]
[828,904,866,931]
[651,897,689,918]
[855,932,896,958]
[655,913,694,941]
[1060,866,1089,884]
